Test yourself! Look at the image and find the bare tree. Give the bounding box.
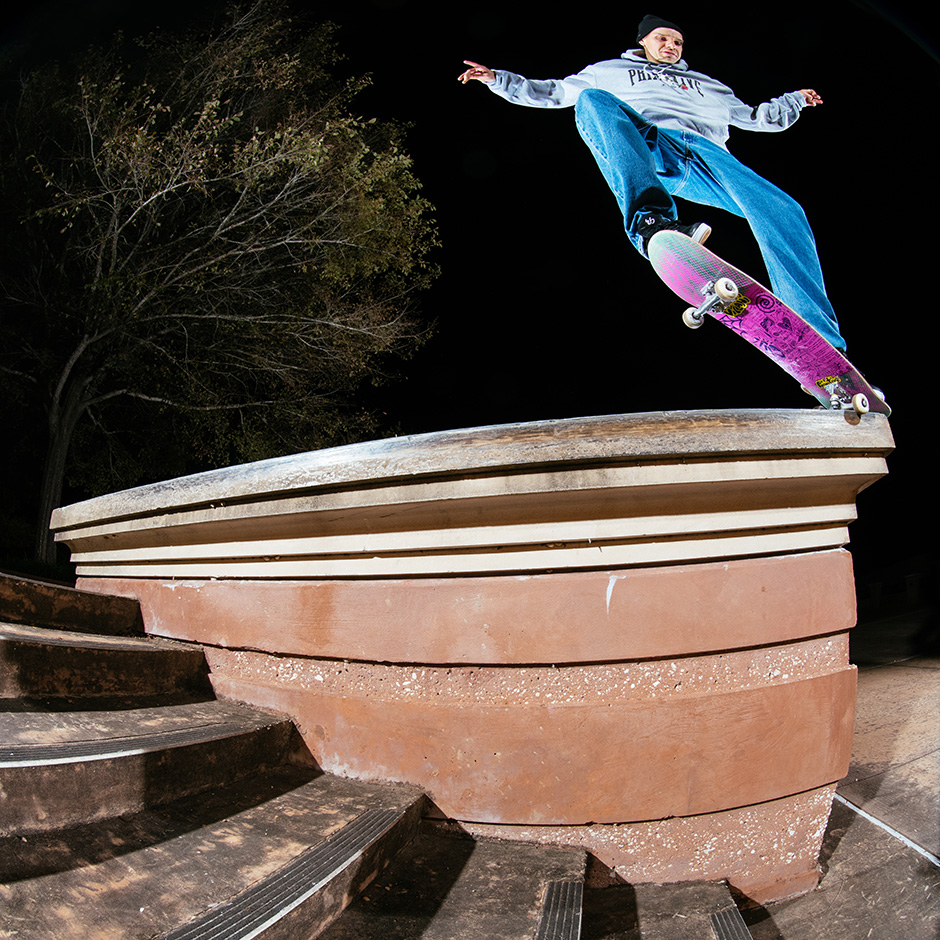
[0,1,437,565]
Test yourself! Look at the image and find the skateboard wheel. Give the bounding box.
[852,393,870,415]
[714,277,738,302]
[682,307,705,329]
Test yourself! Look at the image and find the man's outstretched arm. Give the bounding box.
[458,59,590,108]
[728,86,823,133]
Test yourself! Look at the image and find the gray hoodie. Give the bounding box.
[488,50,807,150]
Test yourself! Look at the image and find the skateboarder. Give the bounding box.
[458,15,845,352]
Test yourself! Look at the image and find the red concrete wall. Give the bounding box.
[207,660,855,825]
[79,550,855,664]
[79,547,858,902]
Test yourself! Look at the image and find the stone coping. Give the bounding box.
[51,410,894,533]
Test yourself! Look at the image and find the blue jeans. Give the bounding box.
[574,88,845,350]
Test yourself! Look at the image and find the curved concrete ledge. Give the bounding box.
[78,551,854,665]
[55,409,890,580]
[57,409,895,903]
[52,409,890,527]
[200,635,854,825]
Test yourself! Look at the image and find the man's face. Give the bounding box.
[640,27,684,64]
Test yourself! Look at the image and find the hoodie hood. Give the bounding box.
[622,48,690,71]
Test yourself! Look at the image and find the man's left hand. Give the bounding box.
[799,89,823,106]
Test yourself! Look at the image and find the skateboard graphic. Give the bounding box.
[648,231,890,416]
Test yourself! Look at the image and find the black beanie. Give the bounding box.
[637,15,684,42]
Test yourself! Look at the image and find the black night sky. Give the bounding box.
[1,1,935,586]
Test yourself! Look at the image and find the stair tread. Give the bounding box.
[0,621,211,703]
[319,822,586,940]
[0,699,285,760]
[0,620,196,652]
[0,766,424,939]
[0,574,142,636]
[582,881,751,940]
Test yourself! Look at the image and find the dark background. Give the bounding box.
[1,1,935,595]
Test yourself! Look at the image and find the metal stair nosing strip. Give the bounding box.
[156,807,406,940]
[711,905,754,940]
[0,721,273,768]
[535,880,584,940]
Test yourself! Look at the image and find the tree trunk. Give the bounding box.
[34,423,73,566]
[34,376,90,567]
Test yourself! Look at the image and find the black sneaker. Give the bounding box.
[637,214,712,257]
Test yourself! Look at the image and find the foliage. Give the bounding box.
[0,0,437,562]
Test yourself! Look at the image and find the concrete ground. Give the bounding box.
[743,600,940,939]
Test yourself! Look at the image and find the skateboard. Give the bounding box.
[647,231,890,416]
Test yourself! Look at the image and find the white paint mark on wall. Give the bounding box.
[606,576,619,615]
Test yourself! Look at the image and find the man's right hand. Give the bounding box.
[458,61,496,84]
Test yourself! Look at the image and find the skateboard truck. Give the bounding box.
[682,277,739,329]
[828,390,870,415]
[815,377,871,415]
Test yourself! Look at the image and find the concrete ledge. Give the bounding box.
[79,550,854,665]
[54,410,894,902]
[204,636,855,824]
[52,410,891,523]
[53,410,891,579]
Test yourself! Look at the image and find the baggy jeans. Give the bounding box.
[574,88,845,350]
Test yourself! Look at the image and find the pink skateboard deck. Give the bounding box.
[648,231,890,416]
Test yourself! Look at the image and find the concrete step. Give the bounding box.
[0,764,426,939]
[0,575,755,938]
[317,822,753,939]
[318,821,587,940]
[0,573,431,938]
[582,881,752,939]
[0,572,143,636]
[0,699,297,835]
[0,621,212,702]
